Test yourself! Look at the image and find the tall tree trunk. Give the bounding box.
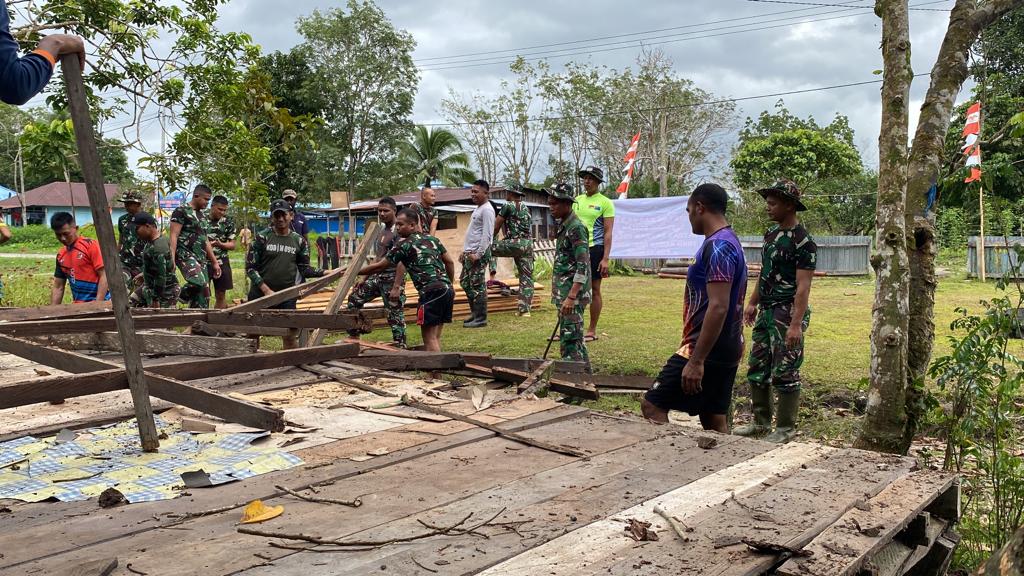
[658,113,669,197]
[855,0,913,454]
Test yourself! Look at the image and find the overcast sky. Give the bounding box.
[24,0,965,182]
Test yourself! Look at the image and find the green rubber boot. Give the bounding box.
[734,384,773,437]
[765,390,800,443]
[464,297,488,328]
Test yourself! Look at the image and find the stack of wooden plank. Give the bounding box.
[297,279,545,324]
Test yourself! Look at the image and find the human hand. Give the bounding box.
[212,263,222,279]
[681,359,704,395]
[599,259,610,278]
[260,284,274,296]
[559,296,575,316]
[786,324,803,350]
[38,34,85,70]
[388,286,401,304]
[744,304,758,327]
[469,252,480,263]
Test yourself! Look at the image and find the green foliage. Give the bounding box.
[398,126,476,187]
[19,118,76,189]
[936,206,970,250]
[929,263,1024,568]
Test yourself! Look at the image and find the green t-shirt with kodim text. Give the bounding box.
[245,229,323,292]
[572,192,615,247]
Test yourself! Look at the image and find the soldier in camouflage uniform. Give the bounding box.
[460,180,494,328]
[116,190,147,285]
[492,180,535,316]
[169,184,220,308]
[736,179,816,443]
[203,195,237,309]
[347,196,407,348]
[411,187,438,234]
[129,213,180,308]
[545,182,591,363]
[359,208,455,352]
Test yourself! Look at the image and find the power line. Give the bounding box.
[418,1,949,72]
[748,0,949,10]
[415,0,870,63]
[419,73,932,127]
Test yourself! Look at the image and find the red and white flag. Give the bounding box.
[616,131,641,199]
[961,102,982,183]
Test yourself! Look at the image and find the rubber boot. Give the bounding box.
[733,384,773,437]
[764,389,800,443]
[464,297,488,328]
[462,295,479,326]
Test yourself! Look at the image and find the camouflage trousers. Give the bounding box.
[176,254,210,309]
[130,282,180,309]
[459,250,491,303]
[347,274,407,348]
[559,303,590,363]
[490,238,534,313]
[119,248,143,286]
[746,302,810,392]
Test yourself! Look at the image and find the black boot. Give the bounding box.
[462,297,478,327]
[464,296,488,328]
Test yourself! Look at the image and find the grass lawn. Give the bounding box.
[2,253,1007,444]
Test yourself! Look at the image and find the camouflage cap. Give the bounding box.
[544,182,575,201]
[116,190,144,204]
[757,178,807,212]
[577,165,604,183]
[503,179,527,195]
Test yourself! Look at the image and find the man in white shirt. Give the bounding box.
[461,179,495,328]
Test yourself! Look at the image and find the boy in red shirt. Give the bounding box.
[51,212,109,304]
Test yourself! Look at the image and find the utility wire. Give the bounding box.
[748,0,949,10]
[419,73,932,127]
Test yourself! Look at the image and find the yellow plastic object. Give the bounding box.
[240,499,284,524]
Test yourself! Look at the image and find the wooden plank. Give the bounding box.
[228,267,346,313]
[493,366,599,400]
[517,359,554,395]
[0,334,284,431]
[29,332,257,357]
[300,364,396,397]
[343,350,466,371]
[194,322,294,337]
[776,470,958,576]
[0,312,208,336]
[206,310,372,331]
[479,442,829,576]
[310,221,380,346]
[0,344,359,408]
[0,300,112,322]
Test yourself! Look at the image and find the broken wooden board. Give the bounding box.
[227,267,346,313]
[29,332,257,357]
[206,310,377,331]
[343,350,467,371]
[0,312,208,336]
[492,365,599,400]
[0,300,112,322]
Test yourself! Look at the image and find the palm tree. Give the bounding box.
[399,126,476,187]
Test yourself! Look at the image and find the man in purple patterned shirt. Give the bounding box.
[642,183,747,433]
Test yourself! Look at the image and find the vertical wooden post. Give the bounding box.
[61,55,159,451]
[978,186,986,282]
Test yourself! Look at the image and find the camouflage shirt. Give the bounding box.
[170,205,208,261]
[410,202,436,232]
[140,235,179,306]
[550,212,591,306]
[203,214,236,262]
[117,212,145,267]
[757,224,817,306]
[498,201,532,240]
[385,233,450,295]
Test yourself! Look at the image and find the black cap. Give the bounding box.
[577,165,604,183]
[270,198,291,214]
[132,213,157,227]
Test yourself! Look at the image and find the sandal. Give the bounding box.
[584,334,599,342]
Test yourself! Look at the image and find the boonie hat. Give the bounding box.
[577,165,604,183]
[757,178,807,212]
[117,190,144,204]
[270,198,291,214]
[282,189,298,200]
[544,182,575,201]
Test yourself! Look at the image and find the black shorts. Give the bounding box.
[209,259,233,292]
[644,354,738,416]
[418,285,454,326]
[590,245,606,280]
[247,287,296,310]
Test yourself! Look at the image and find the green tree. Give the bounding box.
[293,1,419,200]
[399,126,476,187]
[19,118,78,210]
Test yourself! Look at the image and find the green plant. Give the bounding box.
[929,248,1024,569]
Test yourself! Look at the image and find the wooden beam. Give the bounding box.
[0,343,359,409]
[193,322,294,337]
[0,300,111,322]
[403,398,589,458]
[343,350,466,371]
[299,364,396,397]
[228,267,345,313]
[29,332,257,357]
[0,312,208,336]
[517,359,554,395]
[0,334,284,431]
[310,221,380,346]
[62,53,159,451]
[206,310,373,331]
[492,366,599,400]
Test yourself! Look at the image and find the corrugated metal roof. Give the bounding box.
[0,182,120,209]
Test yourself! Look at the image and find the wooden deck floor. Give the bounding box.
[0,353,958,576]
